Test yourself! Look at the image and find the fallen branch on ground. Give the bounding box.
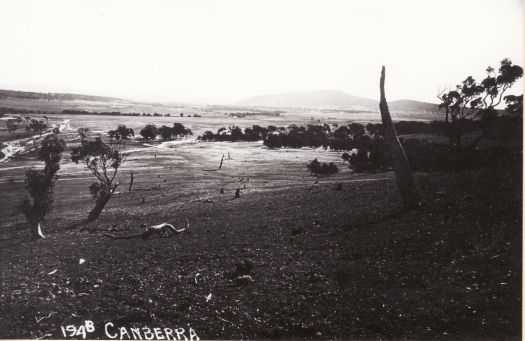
[103,220,189,239]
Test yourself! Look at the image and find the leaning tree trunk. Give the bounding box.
[87,195,112,222]
[379,66,421,208]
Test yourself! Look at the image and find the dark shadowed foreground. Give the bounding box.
[0,166,521,340]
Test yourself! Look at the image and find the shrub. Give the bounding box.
[307,159,339,176]
[19,131,66,238]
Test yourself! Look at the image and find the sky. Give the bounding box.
[0,0,522,104]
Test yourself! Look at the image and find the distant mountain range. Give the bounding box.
[237,90,440,112]
[0,88,441,112]
[0,89,129,103]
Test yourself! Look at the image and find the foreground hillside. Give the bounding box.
[0,165,521,340]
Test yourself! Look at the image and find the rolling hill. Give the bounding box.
[237,90,439,112]
[0,89,130,103]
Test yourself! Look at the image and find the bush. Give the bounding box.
[307,159,339,176]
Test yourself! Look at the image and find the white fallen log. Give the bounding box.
[103,220,189,239]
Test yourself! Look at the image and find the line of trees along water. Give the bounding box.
[197,110,521,174]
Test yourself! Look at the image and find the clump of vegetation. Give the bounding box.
[108,125,134,140]
[199,125,268,142]
[140,124,158,141]
[26,119,47,136]
[138,123,193,141]
[71,128,126,222]
[19,130,66,238]
[158,123,193,140]
[306,159,339,176]
[438,58,523,147]
[6,119,19,136]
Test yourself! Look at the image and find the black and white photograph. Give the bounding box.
[0,0,522,339]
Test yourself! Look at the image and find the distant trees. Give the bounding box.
[138,123,192,141]
[140,124,158,141]
[26,119,47,136]
[158,125,173,140]
[183,128,193,138]
[155,123,193,140]
[71,130,127,222]
[108,125,134,140]
[199,125,268,142]
[19,130,66,238]
[6,119,18,136]
[172,123,186,138]
[438,58,523,146]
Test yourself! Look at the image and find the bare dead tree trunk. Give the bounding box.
[128,171,134,193]
[379,66,421,208]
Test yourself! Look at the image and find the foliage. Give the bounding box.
[172,123,186,138]
[19,131,66,238]
[6,119,18,135]
[77,127,90,140]
[71,132,126,222]
[158,125,174,140]
[157,123,193,140]
[504,94,523,115]
[140,124,158,141]
[200,125,267,142]
[26,119,47,136]
[402,138,520,172]
[108,125,134,140]
[306,158,339,176]
[438,59,523,146]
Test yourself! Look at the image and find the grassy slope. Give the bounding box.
[0,166,521,340]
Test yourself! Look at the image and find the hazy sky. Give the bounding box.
[0,0,522,104]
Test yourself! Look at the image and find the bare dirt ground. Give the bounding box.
[0,109,521,340]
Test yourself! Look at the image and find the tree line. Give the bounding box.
[137,123,193,141]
